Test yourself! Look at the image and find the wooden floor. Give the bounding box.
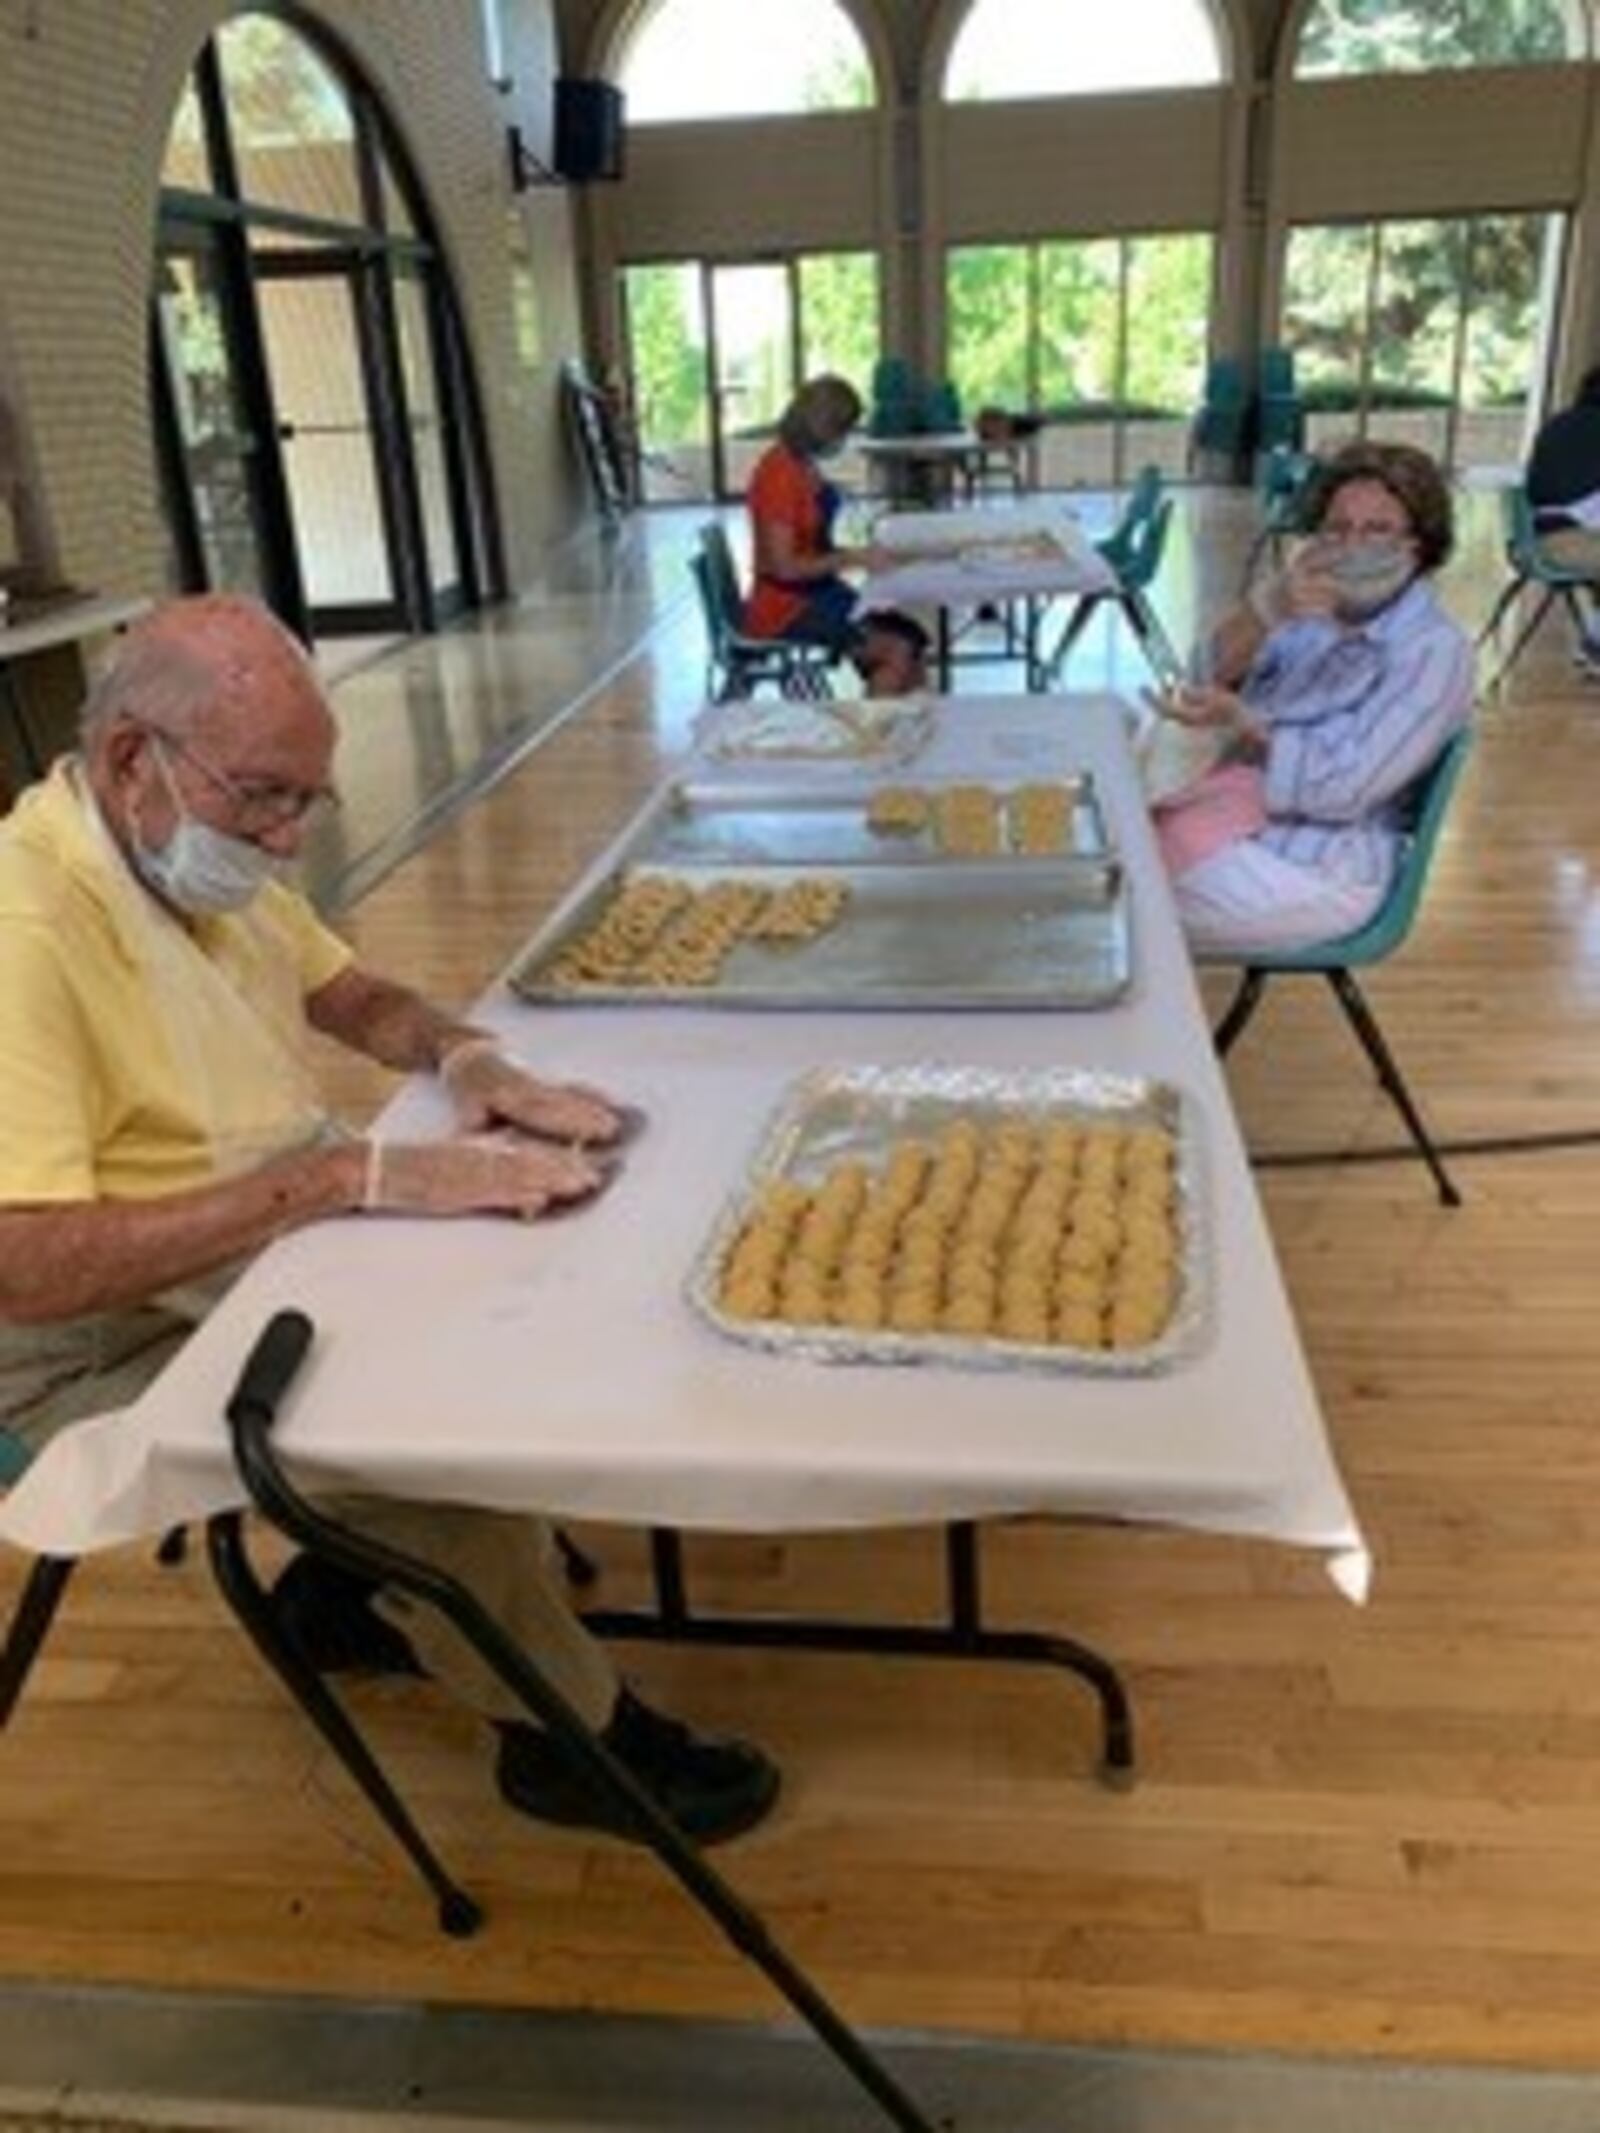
[7,489,1600,2071]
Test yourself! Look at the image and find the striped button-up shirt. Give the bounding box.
[1246,578,1473,891]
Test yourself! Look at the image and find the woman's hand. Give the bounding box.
[1252,539,1342,628]
[1158,684,1268,758]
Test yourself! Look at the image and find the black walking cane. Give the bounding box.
[216,1310,946,2133]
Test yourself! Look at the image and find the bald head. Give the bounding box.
[84,594,334,761]
[83,595,338,874]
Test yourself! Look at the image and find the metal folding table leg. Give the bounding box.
[586,1521,1136,1784]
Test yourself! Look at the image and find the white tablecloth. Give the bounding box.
[0,700,1365,1595]
[860,506,1112,611]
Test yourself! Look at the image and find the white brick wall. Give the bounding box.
[0,0,585,604]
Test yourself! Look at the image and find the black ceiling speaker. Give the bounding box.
[553,77,625,183]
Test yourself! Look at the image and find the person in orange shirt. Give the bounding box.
[744,375,926,694]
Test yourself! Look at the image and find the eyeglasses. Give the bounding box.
[146,727,338,830]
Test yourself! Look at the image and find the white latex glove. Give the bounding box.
[363,1135,608,1220]
[439,1038,624,1145]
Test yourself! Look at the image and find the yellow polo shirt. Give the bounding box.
[0,761,352,1204]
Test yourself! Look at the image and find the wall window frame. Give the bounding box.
[1280,208,1569,476]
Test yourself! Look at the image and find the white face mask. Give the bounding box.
[131,741,284,915]
[1323,538,1416,619]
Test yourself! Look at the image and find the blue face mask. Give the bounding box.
[132,741,284,915]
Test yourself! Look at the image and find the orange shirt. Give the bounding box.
[743,443,827,638]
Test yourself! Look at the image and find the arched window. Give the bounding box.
[153,11,499,641]
[945,0,1223,100]
[619,0,874,121]
[1295,0,1577,77]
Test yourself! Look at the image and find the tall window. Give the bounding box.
[620,251,880,501]
[945,0,1222,99]
[153,12,497,637]
[1295,0,1576,76]
[1282,215,1564,476]
[620,0,874,121]
[946,233,1214,483]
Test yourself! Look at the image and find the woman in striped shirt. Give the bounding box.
[1153,441,1473,956]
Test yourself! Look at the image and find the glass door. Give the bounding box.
[253,250,400,629]
[392,263,464,615]
[708,262,795,497]
[152,222,281,602]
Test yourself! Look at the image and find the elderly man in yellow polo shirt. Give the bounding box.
[0,592,777,1846]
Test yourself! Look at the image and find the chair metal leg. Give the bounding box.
[204,1514,485,1939]
[1122,590,1182,685]
[1324,969,1461,1207]
[1212,968,1268,1058]
[1043,592,1100,686]
[1486,587,1557,692]
[0,1555,77,1728]
[1474,573,1526,649]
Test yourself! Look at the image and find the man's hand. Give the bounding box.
[440,1038,624,1145]
[363,1136,610,1220]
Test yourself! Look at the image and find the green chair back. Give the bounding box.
[1117,495,1173,594]
[0,1427,30,1487]
[1249,727,1472,974]
[1097,466,1163,573]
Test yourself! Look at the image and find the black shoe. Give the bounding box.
[496,1689,780,1846]
[269,1553,423,1679]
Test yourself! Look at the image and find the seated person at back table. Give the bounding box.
[0,593,777,1847]
[1147,440,1473,957]
[744,372,927,695]
[1526,362,1600,664]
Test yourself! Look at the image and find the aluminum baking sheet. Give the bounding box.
[639,775,1111,870]
[685,1062,1206,1376]
[508,856,1131,1010]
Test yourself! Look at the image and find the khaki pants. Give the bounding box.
[2,1315,618,1730]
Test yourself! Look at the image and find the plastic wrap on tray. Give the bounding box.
[686,1064,1207,1376]
[693,696,933,767]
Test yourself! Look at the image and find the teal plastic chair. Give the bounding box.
[690,523,833,703]
[921,379,963,432]
[1207,726,1473,1206]
[1191,355,1251,469]
[1242,444,1315,588]
[0,1427,29,1487]
[1095,465,1165,576]
[1477,485,1597,690]
[869,355,918,437]
[1256,345,1305,454]
[1046,486,1180,686]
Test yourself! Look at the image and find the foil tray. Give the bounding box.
[691,696,934,769]
[686,1063,1207,1376]
[639,775,1111,870]
[508,856,1131,1010]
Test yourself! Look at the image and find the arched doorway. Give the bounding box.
[151,11,503,641]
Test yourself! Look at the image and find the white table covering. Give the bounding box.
[859,507,1112,613]
[0,700,1365,1597]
